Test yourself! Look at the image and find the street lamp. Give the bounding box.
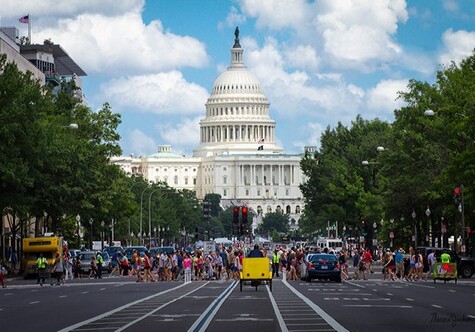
[100,220,105,250]
[89,219,93,250]
[425,206,431,246]
[139,185,151,245]
[76,215,81,248]
[388,218,394,249]
[127,181,140,245]
[412,210,417,248]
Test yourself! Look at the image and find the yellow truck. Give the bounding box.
[239,257,272,292]
[22,236,63,276]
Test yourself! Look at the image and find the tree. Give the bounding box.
[256,212,289,235]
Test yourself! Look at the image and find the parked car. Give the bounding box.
[149,246,175,258]
[303,253,341,282]
[103,246,124,257]
[416,246,475,278]
[124,246,148,263]
[78,251,111,274]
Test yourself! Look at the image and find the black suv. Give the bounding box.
[416,246,475,278]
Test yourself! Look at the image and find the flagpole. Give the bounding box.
[28,14,31,44]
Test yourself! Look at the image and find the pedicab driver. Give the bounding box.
[247,244,264,258]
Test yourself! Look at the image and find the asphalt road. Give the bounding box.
[1,271,475,332]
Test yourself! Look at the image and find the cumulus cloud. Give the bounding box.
[219,6,247,29]
[1,0,141,18]
[156,116,201,150]
[126,129,157,157]
[439,29,475,66]
[100,72,209,115]
[238,0,311,31]
[33,12,208,76]
[284,45,320,70]
[365,79,409,118]
[313,0,408,67]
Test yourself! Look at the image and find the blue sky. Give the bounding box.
[2,0,475,156]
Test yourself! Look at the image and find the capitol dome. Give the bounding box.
[193,27,283,157]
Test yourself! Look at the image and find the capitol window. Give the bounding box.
[245,189,249,196]
[174,176,178,185]
[223,176,227,184]
[223,189,227,197]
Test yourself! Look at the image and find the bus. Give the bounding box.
[316,237,343,253]
[22,236,64,276]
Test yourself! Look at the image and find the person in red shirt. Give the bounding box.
[364,248,374,274]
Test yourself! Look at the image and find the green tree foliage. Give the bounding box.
[256,212,289,235]
[300,117,392,236]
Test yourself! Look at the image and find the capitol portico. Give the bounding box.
[111,28,306,230]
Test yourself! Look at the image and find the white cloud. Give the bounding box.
[156,116,201,151]
[439,29,475,66]
[100,71,209,115]
[126,129,157,157]
[34,12,208,76]
[238,0,311,31]
[365,79,409,118]
[284,45,320,70]
[1,0,141,18]
[314,0,408,67]
[219,6,246,30]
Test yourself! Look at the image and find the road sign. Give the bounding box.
[203,241,215,255]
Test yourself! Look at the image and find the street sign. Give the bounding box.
[203,241,216,255]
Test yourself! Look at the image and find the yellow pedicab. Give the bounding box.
[239,257,272,292]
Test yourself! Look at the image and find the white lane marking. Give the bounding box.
[100,288,106,291]
[406,298,414,301]
[188,281,237,332]
[467,315,475,319]
[448,289,456,293]
[432,304,443,308]
[3,293,13,296]
[344,280,366,288]
[81,291,88,294]
[342,305,412,308]
[269,285,289,332]
[29,301,40,304]
[59,295,67,298]
[386,293,393,296]
[284,280,349,332]
[58,282,200,332]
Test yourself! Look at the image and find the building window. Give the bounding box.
[175,169,178,172]
[184,178,188,185]
[267,206,272,213]
[223,167,227,171]
[223,176,227,184]
[185,168,188,172]
[285,189,290,196]
[174,176,178,185]
[193,178,196,185]
[164,168,167,172]
[276,205,282,213]
[245,189,249,196]
[223,189,227,197]
[296,206,301,214]
[193,168,196,172]
[286,205,291,214]
[257,189,261,196]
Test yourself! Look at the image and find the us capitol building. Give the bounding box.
[111,28,311,231]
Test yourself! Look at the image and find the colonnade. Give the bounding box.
[200,124,274,143]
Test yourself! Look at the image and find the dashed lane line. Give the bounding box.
[284,280,349,332]
[431,304,443,309]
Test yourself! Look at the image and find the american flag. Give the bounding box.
[19,15,29,24]
[258,138,264,144]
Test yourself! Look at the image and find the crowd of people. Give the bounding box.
[25,242,455,286]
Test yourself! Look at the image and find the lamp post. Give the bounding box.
[89,219,93,250]
[75,215,81,248]
[389,218,394,249]
[154,227,157,246]
[148,189,161,247]
[412,210,417,248]
[372,222,377,257]
[100,221,105,250]
[130,231,135,246]
[425,207,431,246]
[127,181,140,246]
[139,185,151,245]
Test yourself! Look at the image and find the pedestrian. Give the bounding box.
[109,250,122,277]
[143,252,155,282]
[424,249,436,281]
[52,253,64,285]
[395,248,405,280]
[89,257,97,279]
[339,250,349,280]
[96,252,104,279]
[36,253,48,286]
[183,253,192,282]
[272,250,280,278]
[120,254,130,276]
[0,263,7,288]
[74,255,82,279]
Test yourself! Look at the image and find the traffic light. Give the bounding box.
[241,206,248,224]
[203,201,212,220]
[233,206,240,223]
